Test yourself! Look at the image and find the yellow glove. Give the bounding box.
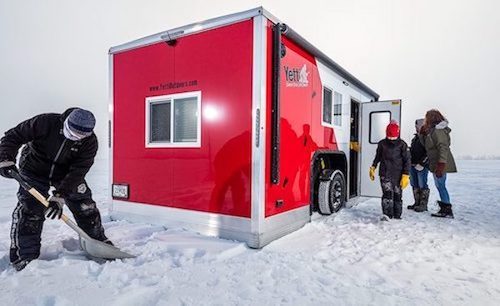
[350,141,360,152]
[369,166,376,181]
[400,174,410,189]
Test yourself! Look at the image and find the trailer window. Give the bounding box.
[146,91,201,148]
[369,111,391,144]
[333,91,342,126]
[322,87,333,125]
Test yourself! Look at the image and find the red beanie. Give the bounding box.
[386,120,400,138]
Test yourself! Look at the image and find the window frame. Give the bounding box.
[145,91,202,148]
[321,86,334,128]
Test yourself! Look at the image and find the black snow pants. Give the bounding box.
[380,176,403,219]
[10,172,108,264]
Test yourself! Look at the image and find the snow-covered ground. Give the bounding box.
[0,160,499,306]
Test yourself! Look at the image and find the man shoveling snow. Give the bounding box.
[0,108,113,271]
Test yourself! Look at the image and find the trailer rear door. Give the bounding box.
[359,100,402,197]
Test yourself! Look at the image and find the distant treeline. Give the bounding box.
[458,155,500,160]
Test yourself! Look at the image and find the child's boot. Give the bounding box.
[393,201,403,219]
[382,198,394,219]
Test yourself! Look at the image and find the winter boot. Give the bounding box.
[407,188,421,210]
[12,259,33,271]
[381,198,394,219]
[431,203,454,218]
[393,201,403,219]
[434,201,445,214]
[380,215,391,222]
[414,188,430,212]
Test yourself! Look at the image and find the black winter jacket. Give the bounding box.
[372,138,411,182]
[0,109,98,195]
[410,134,428,166]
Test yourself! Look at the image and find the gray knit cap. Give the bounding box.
[67,108,96,135]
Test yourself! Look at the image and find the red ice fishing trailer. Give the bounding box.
[108,7,401,248]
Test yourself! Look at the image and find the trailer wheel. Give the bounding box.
[318,169,346,215]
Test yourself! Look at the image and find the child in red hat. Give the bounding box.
[369,120,411,220]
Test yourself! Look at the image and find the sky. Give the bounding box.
[0,0,499,158]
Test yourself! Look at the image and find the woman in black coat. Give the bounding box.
[408,119,430,212]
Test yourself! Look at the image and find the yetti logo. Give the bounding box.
[284,64,309,87]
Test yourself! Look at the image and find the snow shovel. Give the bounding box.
[10,170,136,260]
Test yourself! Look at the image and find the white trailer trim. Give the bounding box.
[112,200,252,242]
[108,53,114,214]
[111,200,309,248]
[250,15,267,239]
[110,7,278,55]
[261,206,310,248]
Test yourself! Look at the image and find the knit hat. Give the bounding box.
[65,108,95,139]
[386,120,400,139]
[415,119,424,132]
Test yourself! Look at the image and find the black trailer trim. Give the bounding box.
[271,23,285,185]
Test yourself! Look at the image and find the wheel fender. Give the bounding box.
[319,169,344,182]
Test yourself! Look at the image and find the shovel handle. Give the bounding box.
[9,170,76,227]
[10,170,50,208]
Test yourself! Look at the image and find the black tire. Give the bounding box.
[317,169,346,215]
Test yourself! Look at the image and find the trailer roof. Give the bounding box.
[109,7,379,101]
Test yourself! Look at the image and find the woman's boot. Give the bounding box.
[431,203,454,218]
[435,200,445,214]
[407,188,421,209]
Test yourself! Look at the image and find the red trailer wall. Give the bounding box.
[113,20,254,217]
[265,22,339,217]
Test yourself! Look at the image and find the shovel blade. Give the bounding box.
[79,237,135,259]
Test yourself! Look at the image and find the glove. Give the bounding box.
[0,160,18,179]
[350,141,360,152]
[369,166,376,181]
[400,174,410,189]
[414,164,424,171]
[46,194,65,219]
[435,162,446,178]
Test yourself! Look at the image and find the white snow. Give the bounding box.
[1,160,499,305]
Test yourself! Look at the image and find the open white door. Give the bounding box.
[360,100,402,197]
